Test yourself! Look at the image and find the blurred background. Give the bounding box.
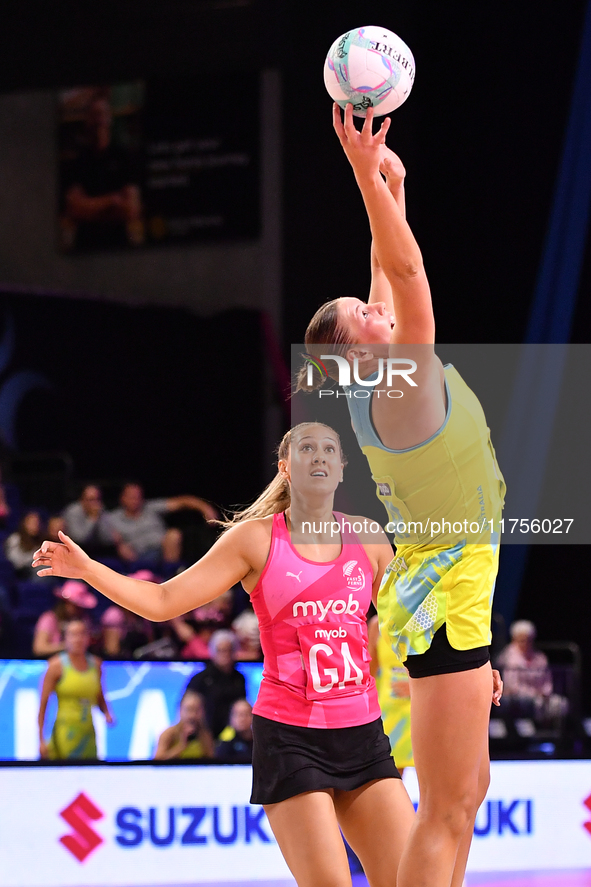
[0,0,590,880]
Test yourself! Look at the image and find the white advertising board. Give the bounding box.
[0,765,290,887]
[0,761,591,886]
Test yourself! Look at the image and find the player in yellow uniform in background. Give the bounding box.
[38,618,112,759]
[368,614,413,773]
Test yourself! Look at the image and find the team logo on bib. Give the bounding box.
[377,482,392,496]
[343,559,365,592]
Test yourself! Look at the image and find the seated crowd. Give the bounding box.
[0,477,262,664]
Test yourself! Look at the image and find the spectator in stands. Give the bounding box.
[108,482,218,565]
[38,618,113,759]
[185,630,246,738]
[63,485,118,556]
[4,510,44,578]
[154,690,214,760]
[170,589,235,659]
[232,609,262,660]
[99,605,153,659]
[47,515,66,543]
[33,580,97,657]
[215,699,253,763]
[496,620,557,720]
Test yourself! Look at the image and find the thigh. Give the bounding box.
[264,790,351,887]
[334,778,415,887]
[410,663,492,812]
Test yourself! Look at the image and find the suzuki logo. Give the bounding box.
[583,792,591,836]
[59,792,104,862]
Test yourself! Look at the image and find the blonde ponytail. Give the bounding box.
[295,298,354,393]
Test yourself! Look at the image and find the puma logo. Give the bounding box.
[287,571,302,582]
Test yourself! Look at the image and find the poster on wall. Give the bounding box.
[57,75,260,253]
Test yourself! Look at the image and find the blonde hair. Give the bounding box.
[221,422,346,528]
[296,299,354,392]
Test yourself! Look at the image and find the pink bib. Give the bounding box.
[250,512,381,728]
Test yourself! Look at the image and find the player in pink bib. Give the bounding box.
[251,509,381,729]
[33,422,415,887]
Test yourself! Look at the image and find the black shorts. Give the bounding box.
[250,714,400,805]
[404,623,490,679]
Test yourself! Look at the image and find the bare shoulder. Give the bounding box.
[222,516,273,552]
[46,655,63,676]
[220,516,274,573]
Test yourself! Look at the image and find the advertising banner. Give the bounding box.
[1,761,591,885]
[0,765,289,886]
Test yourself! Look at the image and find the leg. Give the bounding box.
[450,734,490,887]
[335,778,415,887]
[397,663,493,887]
[264,790,352,887]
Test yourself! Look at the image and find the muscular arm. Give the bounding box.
[334,104,434,345]
[33,522,266,622]
[368,149,407,311]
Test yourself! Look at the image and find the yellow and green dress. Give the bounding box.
[48,652,100,760]
[346,363,506,662]
[376,629,413,769]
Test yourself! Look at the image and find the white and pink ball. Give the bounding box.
[324,26,415,117]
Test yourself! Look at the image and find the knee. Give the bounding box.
[476,764,491,807]
[419,789,479,840]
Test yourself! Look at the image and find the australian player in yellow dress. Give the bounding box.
[300,104,504,887]
[38,619,112,759]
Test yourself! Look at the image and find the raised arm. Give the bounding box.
[334,103,434,345]
[368,148,407,310]
[32,522,263,622]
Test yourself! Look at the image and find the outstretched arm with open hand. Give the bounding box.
[32,526,258,622]
[333,103,434,344]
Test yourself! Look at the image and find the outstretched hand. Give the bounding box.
[32,530,92,579]
[333,103,391,181]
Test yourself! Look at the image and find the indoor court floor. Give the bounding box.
[151,874,591,887]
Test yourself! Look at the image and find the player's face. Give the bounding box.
[121,484,144,514]
[285,425,343,495]
[64,620,89,655]
[180,694,204,730]
[230,701,253,733]
[337,297,395,345]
